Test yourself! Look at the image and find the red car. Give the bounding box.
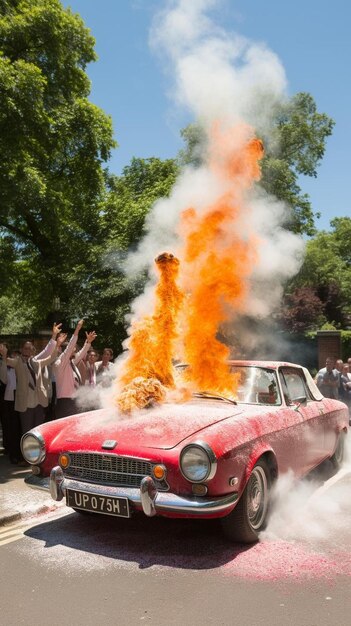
[22,361,349,543]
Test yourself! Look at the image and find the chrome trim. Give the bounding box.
[25,470,238,516]
[102,440,117,450]
[179,441,217,483]
[50,466,65,501]
[140,476,157,517]
[21,431,46,465]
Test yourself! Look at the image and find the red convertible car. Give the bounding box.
[22,361,349,543]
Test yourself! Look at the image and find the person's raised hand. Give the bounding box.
[56,332,68,347]
[52,322,62,338]
[86,330,97,344]
[74,319,84,336]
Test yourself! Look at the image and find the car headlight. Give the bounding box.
[180,442,217,483]
[21,432,46,464]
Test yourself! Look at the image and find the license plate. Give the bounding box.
[66,489,130,518]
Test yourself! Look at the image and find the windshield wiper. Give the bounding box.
[193,391,237,405]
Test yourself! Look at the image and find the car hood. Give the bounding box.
[48,400,242,451]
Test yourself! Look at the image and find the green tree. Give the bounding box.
[287,217,351,329]
[103,157,179,247]
[178,93,334,236]
[68,157,179,352]
[0,0,116,327]
[0,2,180,353]
[260,92,334,236]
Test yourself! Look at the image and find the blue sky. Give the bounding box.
[64,0,350,231]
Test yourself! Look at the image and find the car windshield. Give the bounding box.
[230,366,281,406]
[175,364,281,406]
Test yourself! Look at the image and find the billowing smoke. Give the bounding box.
[123,0,304,347]
[262,434,351,543]
[150,0,287,129]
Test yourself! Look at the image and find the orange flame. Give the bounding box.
[117,123,264,409]
[179,123,264,394]
[117,253,184,410]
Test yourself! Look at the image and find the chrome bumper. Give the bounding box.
[25,467,238,517]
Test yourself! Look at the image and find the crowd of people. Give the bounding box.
[0,320,115,465]
[315,356,351,407]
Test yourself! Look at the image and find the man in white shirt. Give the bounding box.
[316,357,340,399]
[96,347,115,387]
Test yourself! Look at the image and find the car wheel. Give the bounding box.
[330,432,346,470]
[221,458,271,544]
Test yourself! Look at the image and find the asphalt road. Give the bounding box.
[1,461,351,626]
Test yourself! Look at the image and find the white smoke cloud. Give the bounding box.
[121,0,305,354]
[262,434,351,543]
[73,360,120,412]
[123,164,222,278]
[150,0,287,130]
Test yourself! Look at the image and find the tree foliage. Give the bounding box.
[278,286,326,333]
[67,157,179,352]
[0,1,180,353]
[0,0,115,319]
[102,157,179,248]
[260,93,334,236]
[283,217,351,331]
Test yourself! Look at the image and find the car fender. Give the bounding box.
[242,441,277,488]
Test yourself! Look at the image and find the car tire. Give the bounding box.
[330,432,346,470]
[221,458,271,544]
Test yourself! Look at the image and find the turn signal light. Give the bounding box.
[59,453,70,469]
[192,483,208,496]
[153,464,166,480]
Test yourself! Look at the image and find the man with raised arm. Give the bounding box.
[0,323,63,435]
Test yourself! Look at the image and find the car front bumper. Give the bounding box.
[25,467,239,517]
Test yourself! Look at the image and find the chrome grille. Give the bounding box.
[64,453,168,490]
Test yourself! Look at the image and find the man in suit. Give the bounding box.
[0,348,21,463]
[0,342,10,453]
[0,323,63,436]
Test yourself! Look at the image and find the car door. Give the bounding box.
[279,367,326,476]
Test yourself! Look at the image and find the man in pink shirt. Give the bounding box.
[53,319,97,419]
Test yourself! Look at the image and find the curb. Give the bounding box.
[0,501,65,528]
[0,512,22,527]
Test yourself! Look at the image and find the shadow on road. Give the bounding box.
[24,509,254,571]
[0,452,31,485]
